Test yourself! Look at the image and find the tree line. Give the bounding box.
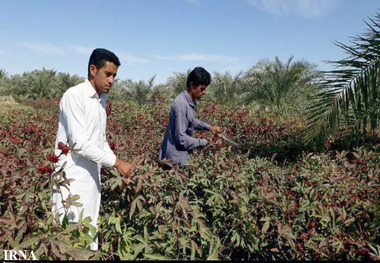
[0,56,321,113]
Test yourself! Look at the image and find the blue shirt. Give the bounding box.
[159,91,211,165]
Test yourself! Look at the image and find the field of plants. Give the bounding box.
[0,12,379,261]
[0,96,379,260]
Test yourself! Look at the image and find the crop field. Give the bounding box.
[0,98,379,260]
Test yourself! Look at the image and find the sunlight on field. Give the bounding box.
[0,101,33,114]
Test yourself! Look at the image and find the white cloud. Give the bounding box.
[153,55,177,61]
[117,52,148,65]
[18,41,65,54]
[154,53,241,63]
[245,0,340,18]
[17,42,148,66]
[66,47,148,66]
[67,45,94,55]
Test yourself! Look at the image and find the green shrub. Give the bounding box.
[0,100,378,260]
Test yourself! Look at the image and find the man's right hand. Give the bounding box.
[210,125,223,134]
[115,158,133,178]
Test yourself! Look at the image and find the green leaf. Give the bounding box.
[262,220,270,233]
[344,217,355,226]
[66,249,95,260]
[62,223,78,234]
[108,216,122,234]
[18,236,41,248]
[79,232,94,243]
[207,238,221,260]
[118,241,135,260]
[144,253,172,260]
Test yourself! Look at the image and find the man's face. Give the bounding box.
[90,61,118,95]
[190,83,207,100]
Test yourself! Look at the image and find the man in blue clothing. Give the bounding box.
[159,67,222,166]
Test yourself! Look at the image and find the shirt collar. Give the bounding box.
[183,90,196,108]
[85,79,98,98]
[85,79,108,100]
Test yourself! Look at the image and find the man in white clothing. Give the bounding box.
[52,48,132,251]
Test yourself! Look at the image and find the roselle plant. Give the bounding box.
[0,98,378,260]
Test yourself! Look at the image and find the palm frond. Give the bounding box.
[305,12,380,145]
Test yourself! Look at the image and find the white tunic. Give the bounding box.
[52,79,116,250]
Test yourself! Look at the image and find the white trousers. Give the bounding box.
[52,154,102,251]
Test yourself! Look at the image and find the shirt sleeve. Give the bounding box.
[174,103,207,150]
[60,91,116,167]
[103,135,117,165]
[193,118,211,131]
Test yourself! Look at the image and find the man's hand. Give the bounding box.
[114,158,133,178]
[210,125,223,134]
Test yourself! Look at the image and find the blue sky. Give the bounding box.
[0,0,379,84]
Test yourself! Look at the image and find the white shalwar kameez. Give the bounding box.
[52,79,116,251]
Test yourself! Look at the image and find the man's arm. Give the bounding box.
[193,118,223,134]
[174,104,207,149]
[61,91,119,169]
[193,118,211,131]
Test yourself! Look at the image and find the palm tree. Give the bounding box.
[4,68,82,102]
[57,72,83,94]
[108,78,129,101]
[0,69,8,79]
[207,71,244,105]
[123,75,156,105]
[306,12,380,145]
[166,69,192,96]
[243,56,320,113]
[5,74,30,102]
[0,69,9,96]
[151,84,175,103]
[25,68,59,99]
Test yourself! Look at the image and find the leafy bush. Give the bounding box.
[0,99,378,260]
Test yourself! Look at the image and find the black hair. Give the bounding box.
[88,48,121,76]
[186,67,211,89]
